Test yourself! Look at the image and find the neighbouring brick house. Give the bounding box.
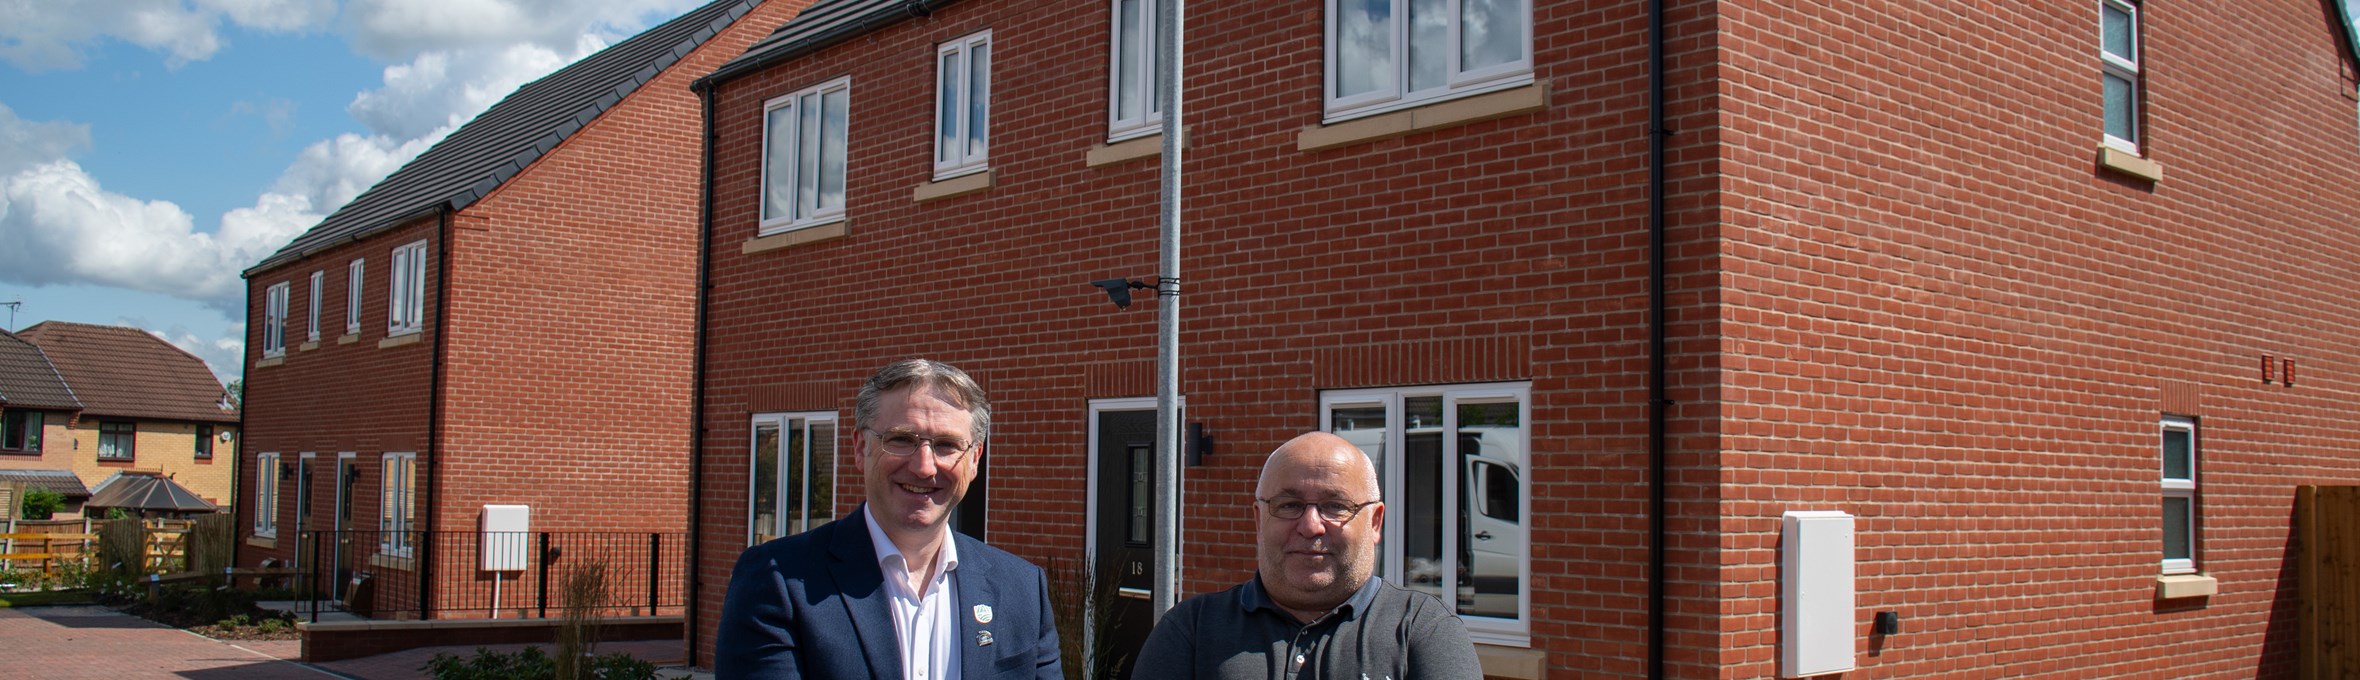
[2,322,239,512]
[235,0,807,619]
[684,0,2360,677]
[0,329,87,516]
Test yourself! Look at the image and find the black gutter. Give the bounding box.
[1646,0,1671,676]
[420,204,453,619]
[685,80,718,669]
[693,0,956,91]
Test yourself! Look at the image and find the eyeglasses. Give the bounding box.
[865,429,975,461]
[1257,496,1379,523]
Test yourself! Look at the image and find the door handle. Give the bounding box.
[1118,587,1151,600]
[1475,531,1493,541]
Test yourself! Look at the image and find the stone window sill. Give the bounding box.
[1086,129,1186,167]
[1298,82,1549,152]
[1475,643,1544,679]
[246,535,277,549]
[744,220,850,255]
[2156,573,2216,600]
[257,356,284,368]
[338,333,359,345]
[913,169,993,202]
[2098,145,2162,182]
[378,333,421,349]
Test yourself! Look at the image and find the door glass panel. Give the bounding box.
[1128,445,1152,544]
[1457,399,1521,618]
[785,419,808,535]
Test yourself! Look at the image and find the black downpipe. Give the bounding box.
[421,204,452,620]
[1646,0,1671,677]
[685,81,717,668]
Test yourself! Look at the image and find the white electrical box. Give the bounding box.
[1781,510,1855,678]
[481,504,531,572]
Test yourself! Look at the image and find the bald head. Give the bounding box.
[1256,432,1381,502]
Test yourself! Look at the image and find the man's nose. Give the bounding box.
[1291,510,1329,536]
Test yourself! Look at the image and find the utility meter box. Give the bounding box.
[481,504,531,572]
[1780,510,1855,678]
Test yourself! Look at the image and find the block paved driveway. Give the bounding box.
[1,606,693,679]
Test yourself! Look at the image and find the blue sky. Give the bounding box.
[0,0,709,384]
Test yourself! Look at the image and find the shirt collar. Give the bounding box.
[1240,573,1383,621]
[862,504,960,578]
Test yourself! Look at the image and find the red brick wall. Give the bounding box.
[1711,0,2360,678]
[692,0,1710,673]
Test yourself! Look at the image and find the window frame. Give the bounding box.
[2160,415,2197,574]
[255,452,280,537]
[1,410,41,452]
[195,425,213,459]
[380,451,417,557]
[263,282,290,357]
[933,30,993,178]
[1320,381,1532,646]
[1107,0,1164,141]
[750,411,841,546]
[388,240,427,336]
[307,270,323,342]
[96,421,136,461]
[1322,0,1536,122]
[758,77,853,235]
[2099,0,2142,153]
[346,258,364,335]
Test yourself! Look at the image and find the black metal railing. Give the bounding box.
[300,530,687,622]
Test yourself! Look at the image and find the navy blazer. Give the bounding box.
[716,506,1064,679]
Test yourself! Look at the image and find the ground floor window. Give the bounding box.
[1322,382,1531,645]
[255,452,280,537]
[380,452,416,556]
[751,412,838,545]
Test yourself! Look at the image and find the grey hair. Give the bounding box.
[854,358,992,445]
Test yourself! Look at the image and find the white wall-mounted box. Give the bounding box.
[1781,510,1855,678]
[481,504,531,572]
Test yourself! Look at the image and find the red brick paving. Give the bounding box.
[1,606,692,679]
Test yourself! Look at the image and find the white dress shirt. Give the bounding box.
[865,512,962,680]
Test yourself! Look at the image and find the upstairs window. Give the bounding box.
[2100,0,2142,153]
[195,425,213,459]
[760,78,851,235]
[263,282,289,357]
[97,421,135,461]
[1108,0,1165,140]
[2161,416,2198,573]
[389,240,427,336]
[346,258,364,335]
[1325,0,1533,121]
[935,31,992,178]
[0,410,42,452]
[307,271,323,342]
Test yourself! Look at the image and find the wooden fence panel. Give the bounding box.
[2298,485,2359,680]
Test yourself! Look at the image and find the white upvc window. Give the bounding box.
[760,78,851,235]
[751,412,840,545]
[346,258,364,335]
[934,31,992,178]
[1321,382,1531,646]
[1107,0,1164,140]
[2100,0,2141,153]
[380,451,417,556]
[307,271,323,342]
[388,240,427,336]
[2160,416,2198,574]
[263,282,289,357]
[1324,0,1534,122]
[254,452,280,537]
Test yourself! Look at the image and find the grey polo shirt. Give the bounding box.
[1127,575,1482,680]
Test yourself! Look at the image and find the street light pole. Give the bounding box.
[1151,0,1186,620]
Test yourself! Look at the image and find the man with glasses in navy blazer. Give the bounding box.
[719,359,1063,679]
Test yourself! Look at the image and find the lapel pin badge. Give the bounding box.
[977,630,995,647]
[973,604,994,624]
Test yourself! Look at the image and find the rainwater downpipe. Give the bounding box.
[1646,0,1671,673]
[421,203,452,619]
[685,81,717,668]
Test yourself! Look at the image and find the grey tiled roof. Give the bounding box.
[0,329,79,411]
[17,322,235,423]
[0,469,91,500]
[246,0,769,276]
[699,0,962,89]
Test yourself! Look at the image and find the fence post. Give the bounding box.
[309,530,321,624]
[537,531,550,619]
[649,533,661,614]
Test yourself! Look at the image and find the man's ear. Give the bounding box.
[1366,502,1386,545]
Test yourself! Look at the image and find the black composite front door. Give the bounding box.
[1092,408,1157,678]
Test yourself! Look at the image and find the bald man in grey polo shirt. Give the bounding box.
[1129,432,1481,679]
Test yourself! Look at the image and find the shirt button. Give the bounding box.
[1295,654,1306,664]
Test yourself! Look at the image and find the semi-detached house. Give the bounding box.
[685,0,2360,677]
[235,0,807,621]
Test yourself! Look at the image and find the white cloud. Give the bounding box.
[0,0,333,71]
[341,0,695,61]
[348,43,578,140]
[155,326,246,384]
[0,103,92,177]
[0,159,269,314]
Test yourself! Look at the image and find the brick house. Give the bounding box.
[234,0,806,618]
[0,329,88,516]
[2,322,239,511]
[684,0,2360,677]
